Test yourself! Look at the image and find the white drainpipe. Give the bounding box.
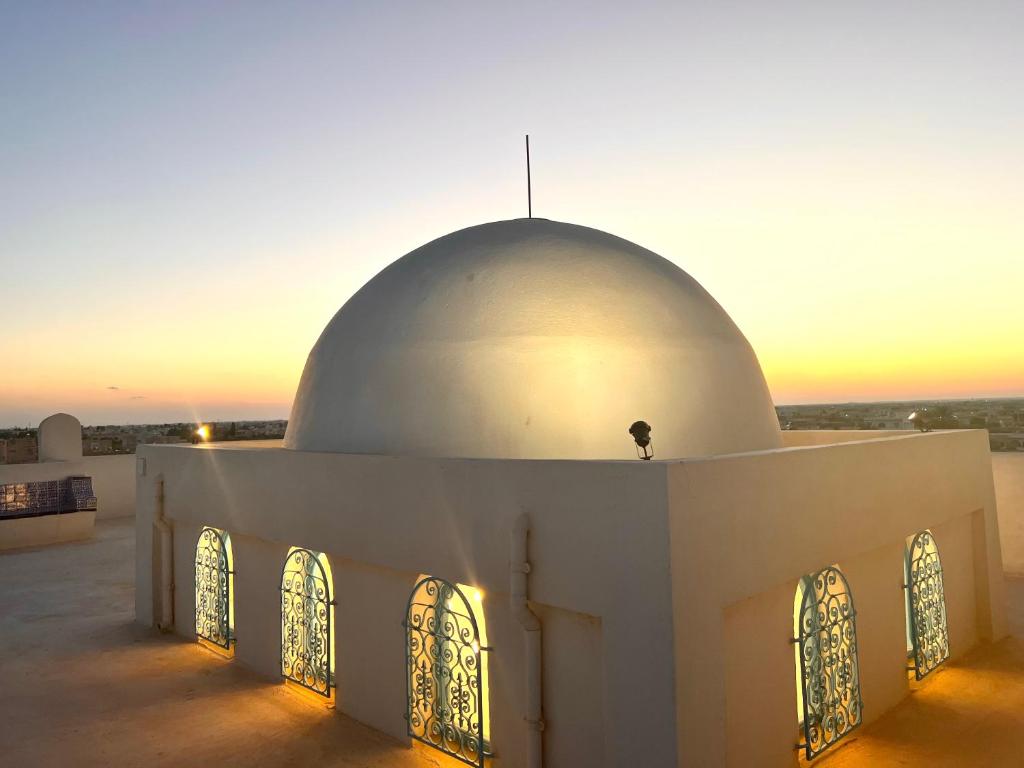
[511,513,543,767]
[154,476,174,631]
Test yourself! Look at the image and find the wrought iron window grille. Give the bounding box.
[404,576,492,768]
[904,531,949,680]
[793,567,864,761]
[280,548,335,698]
[195,527,233,651]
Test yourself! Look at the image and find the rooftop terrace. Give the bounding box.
[815,582,1024,767]
[0,518,433,768]
[1,518,1022,767]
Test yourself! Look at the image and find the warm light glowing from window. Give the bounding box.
[794,577,808,725]
[224,531,235,639]
[321,552,336,683]
[456,581,489,741]
[195,527,234,658]
[904,532,916,654]
[415,576,490,745]
[285,546,336,683]
[794,564,843,727]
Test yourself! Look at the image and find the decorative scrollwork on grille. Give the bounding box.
[280,548,333,697]
[795,566,863,761]
[405,576,490,767]
[195,527,232,649]
[906,531,949,680]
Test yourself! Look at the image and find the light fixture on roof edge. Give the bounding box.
[629,420,653,460]
[908,411,931,433]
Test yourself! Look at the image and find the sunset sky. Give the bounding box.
[2,2,1022,426]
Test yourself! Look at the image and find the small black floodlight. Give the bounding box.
[908,410,930,433]
[628,420,653,460]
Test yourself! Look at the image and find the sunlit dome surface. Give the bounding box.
[285,218,781,460]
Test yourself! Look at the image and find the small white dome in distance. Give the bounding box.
[285,218,781,460]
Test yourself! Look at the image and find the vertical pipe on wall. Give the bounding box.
[511,513,543,767]
[154,476,174,631]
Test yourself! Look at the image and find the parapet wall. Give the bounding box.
[993,452,1024,575]
[779,429,913,447]
[83,454,136,519]
[783,432,1023,576]
[135,444,674,768]
[133,430,1006,768]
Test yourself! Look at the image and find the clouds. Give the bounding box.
[106,386,145,400]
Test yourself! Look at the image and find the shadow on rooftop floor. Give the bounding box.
[3,520,1024,767]
[0,518,436,768]
[812,576,1024,768]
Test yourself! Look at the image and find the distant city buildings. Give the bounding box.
[990,433,1024,452]
[83,433,136,456]
[3,406,1022,462]
[777,398,1024,451]
[0,436,38,464]
[0,420,288,463]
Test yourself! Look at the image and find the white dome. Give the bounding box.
[285,218,781,460]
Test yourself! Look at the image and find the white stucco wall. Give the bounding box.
[785,438,1024,576]
[779,429,911,447]
[82,454,136,519]
[993,451,1024,575]
[136,444,676,768]
[533,604,607,768]
[668,429,1004,768]
[0,510,94,550]
[0,461,75,486]
[135,429,1003,768]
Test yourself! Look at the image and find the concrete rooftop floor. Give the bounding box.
[0,518,436,768]
[1,518,1023,767]
[814,575,1024,768]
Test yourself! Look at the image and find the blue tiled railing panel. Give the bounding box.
[0,476,97,519]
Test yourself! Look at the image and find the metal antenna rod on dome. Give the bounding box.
[525,134,532,218]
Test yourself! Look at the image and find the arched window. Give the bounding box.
[280,547,334,698]
[195,526,233,651]
[794,566,862,760]
[905,530,949,679]
[405,576,490,767]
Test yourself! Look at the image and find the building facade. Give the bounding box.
[135,219,1007,767]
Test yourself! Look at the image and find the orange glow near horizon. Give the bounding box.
[761,339,1024,405]
[2,307,1021,424]
[2,288,1021,425]
[3,150,1022,424]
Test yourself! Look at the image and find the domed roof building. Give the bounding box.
[286,218,781,460]
[137,217,1006,768]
